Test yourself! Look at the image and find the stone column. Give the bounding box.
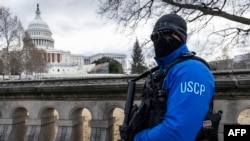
[0,119,13,141]
[44,53,47,62]
[58,54,61,63]
[54,53,57,63]
[24,116,57,141]
[89,118,115,141]
[24,119,42,141]
[0,116,27,141]
[55,117,84,141]
[47,53,50,62]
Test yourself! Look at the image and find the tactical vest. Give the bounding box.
[142,52,222,140]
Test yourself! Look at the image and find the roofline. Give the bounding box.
[88,53,127,58]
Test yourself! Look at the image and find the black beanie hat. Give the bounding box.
[152,13,187,43]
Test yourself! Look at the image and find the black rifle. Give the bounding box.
[119,67,159,141]
[119,53,223,141]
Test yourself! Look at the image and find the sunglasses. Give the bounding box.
[150,30,173,42]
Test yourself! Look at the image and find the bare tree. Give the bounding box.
[0,6,24,77]
[22,32,47,78]
[0,59,3,75]
[98,0,250,58]
[9,51,23,76]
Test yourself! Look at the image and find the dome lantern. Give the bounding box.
[36,4,41,17]
[26,3,54,49]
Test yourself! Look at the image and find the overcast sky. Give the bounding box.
[2,0,250,62]
[1,0,153,57]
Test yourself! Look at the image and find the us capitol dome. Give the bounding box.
[25,4,127,77]
[26,4,95,77]
[26,4,54,49]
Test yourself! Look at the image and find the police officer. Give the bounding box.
[133,13,215,141]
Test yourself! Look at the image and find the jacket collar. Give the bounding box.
[154,44,189,71]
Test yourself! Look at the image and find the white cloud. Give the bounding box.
[1,0,141,57]
[4,0,243,62]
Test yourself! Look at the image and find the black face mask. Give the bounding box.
[153,34,183,58]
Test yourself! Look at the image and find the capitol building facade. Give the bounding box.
[25,4,127,78]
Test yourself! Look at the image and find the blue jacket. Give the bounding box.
[134,44,215,141]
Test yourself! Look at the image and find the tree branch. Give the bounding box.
[163,0,250,25]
